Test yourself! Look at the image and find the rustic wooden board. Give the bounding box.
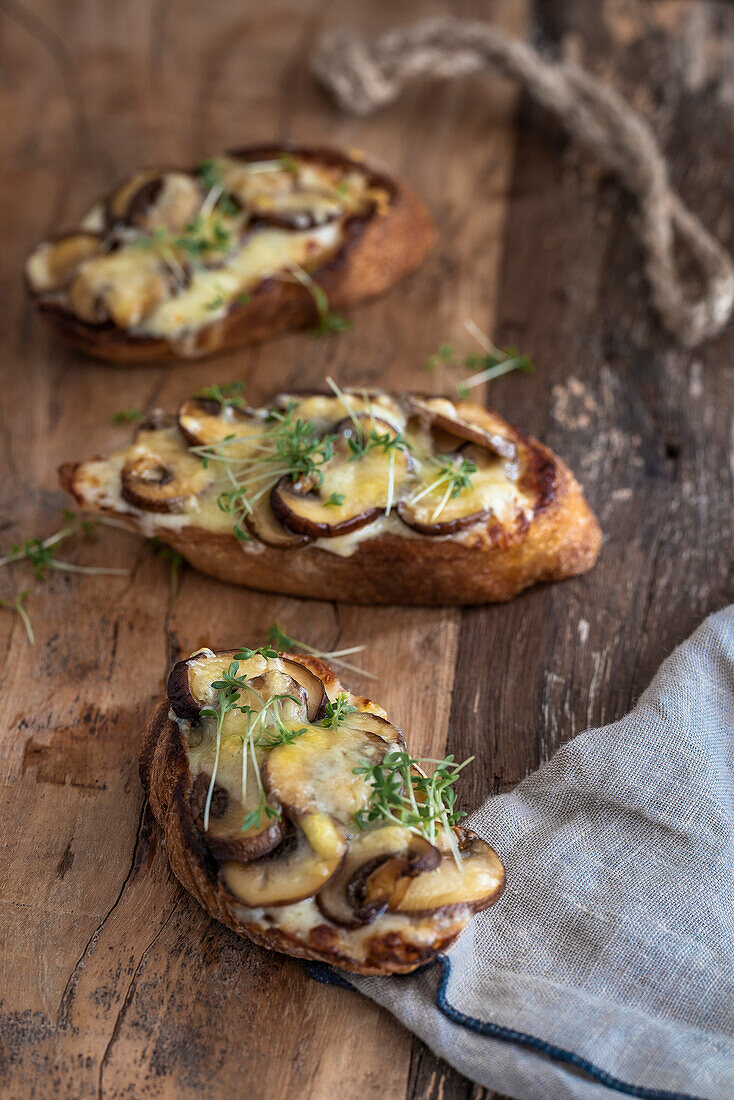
[1,1,732,1098]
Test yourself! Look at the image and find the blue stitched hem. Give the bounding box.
[305,956,708,1100]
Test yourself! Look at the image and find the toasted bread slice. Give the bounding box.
[141,649,505,975]
[26,144,433,363]
[60,388,601,605]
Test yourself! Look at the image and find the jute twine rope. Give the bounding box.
[311,17,734,347]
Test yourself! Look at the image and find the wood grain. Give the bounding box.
[0,1,732,1098]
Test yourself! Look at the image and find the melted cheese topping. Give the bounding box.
[27,154,385,343]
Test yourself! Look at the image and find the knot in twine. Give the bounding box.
[311,17,734,348]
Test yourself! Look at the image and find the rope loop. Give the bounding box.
[311,17,734,347]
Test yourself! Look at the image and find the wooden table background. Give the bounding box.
[1,0,733,1097]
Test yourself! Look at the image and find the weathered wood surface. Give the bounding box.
[1,0,733,1097]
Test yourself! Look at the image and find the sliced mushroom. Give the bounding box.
[270,414,413,538]
[67,248,181,328]
[408,396,517,462]
[176,395,264,448]
[316,826,440,928]
[168,649,327,725]
[263,723,388,826]
[279,658,328,722]
[397,443,522,536]
[26,232,104,294]
[221,815,347,907]
[390,827,505,916]
[108,170,203,233]
[244,494,312,550]
[189,761,284,864]
[248,189,342,230]
[339,709,405,748]
[120,431,211,513]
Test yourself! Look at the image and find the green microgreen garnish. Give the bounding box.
[424,320,535,396]
[205,294,225,312]
[288,265,351,337]
[324,493,345,507]
[267,623,375,680]
[0,589,34,646]
[354,750,474,867]
[112,408,142,424]
[194,380,246,411]
[320,692,357,729]
[199,656,303,832]
[279,152,300,174]
[191,403,336,543]
[324,376,412,516]
[235,292,252,305]
[0,512,129,645]
[148,539,185,597]
[408,455,478,521]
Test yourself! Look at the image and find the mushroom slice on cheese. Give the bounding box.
[338,709,405,748]
[316,826,440,928]
[263,723,388,826]
[167,648,326,725]
[120,424,212,513]
[244,495,313,549]
[221,815,347,907]
[26,232,105,294]
[397,443,528,536]
[189,753,284,863]
[248,189,343,231]
[176,395,265,449]
[108,170,203,233]
[269,414,413,538]
[408,396,517,462]
[68,249,182,328]
[390,827,505,916]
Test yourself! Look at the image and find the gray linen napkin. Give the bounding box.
[309,606,734,1100]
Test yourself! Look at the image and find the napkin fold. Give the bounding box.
[310,606,734,1100]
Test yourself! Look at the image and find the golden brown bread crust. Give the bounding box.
[60,419,601,606]
[30,144,434,364]
[140,657,467,975]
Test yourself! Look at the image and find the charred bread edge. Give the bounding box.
[30,143,435,363]
[140,657,465,975]
[60,434,601,607]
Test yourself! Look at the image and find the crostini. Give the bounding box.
[141,647,505,975]
[25,145,433,362]
[60,387,601,605]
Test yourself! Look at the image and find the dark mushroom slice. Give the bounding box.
[279,659,328,722]
[120,434,211,513]
[390,827,505,916]
[244,495,312,550]
[270,414,413,538]
[26,232,105,294]
[67,248,183,328]
[397,443,524,536]
[108,170,203,233]
[263,722,389,827]
[221,816,347,908]
[248,189,343,230]
[339,708,405,748]
[316,826,440,928]
[189,760,284,864]
[167,649,327,725]
[407,396,517,462]
[177,395,264,448]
